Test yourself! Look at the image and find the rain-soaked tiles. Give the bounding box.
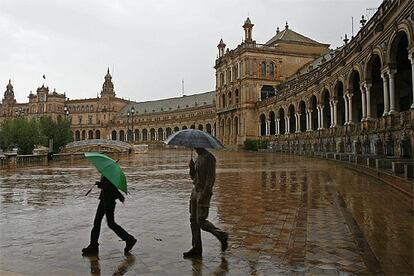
[0,150,412,275]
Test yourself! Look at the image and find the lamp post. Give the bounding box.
[131,106,135,142]
[63,104,69,118]
[127,109,130,142]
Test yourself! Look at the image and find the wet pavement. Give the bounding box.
[0,150,412,275]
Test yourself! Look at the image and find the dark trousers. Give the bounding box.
[90,200,133,245]
[189,193,226,251]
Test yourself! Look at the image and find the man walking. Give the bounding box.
[82,176,137,255]
[183,147,228,258]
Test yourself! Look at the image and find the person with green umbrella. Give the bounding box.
[82,153,137,255]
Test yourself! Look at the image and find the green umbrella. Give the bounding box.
[84,152,127,194]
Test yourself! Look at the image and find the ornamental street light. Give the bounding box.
[127,109,131,142]
[131,106,135,142]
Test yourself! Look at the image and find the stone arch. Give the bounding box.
[206,123,212,134]
[299,100,306,132]
[81,130,86,140]
[198,124,203,131]
[134,129,139,141]
[150,128,156,141]
[190,124,195,129]
[269,111,275,135]
[309,95,318,130]
[226,117,232,143]
[75,130,81,141]
[142,129,148,141]
[111,130,117,141]
[388,30,413,112]
[277,107,286,134]
[334,81,346,125]
[288,104,295,133]
[364,49,385,81]
[182,126,188,130]
[366,53,384,118]
[348,69,363,122]
[259,113,266,136]
[387,22,414,64]
[321,88,331,128]
[158,128,163,141]
[166,127,172,138]
[119,130,125,141]
[173,126,179,132]
[95,130,100,139]
[88,130,94,140]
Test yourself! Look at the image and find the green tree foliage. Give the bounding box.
[243,139,268,151]
[0,116,72,154]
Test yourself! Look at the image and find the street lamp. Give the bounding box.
[63,105,69,118]
[127,109,131,142]
[131,106,135,142]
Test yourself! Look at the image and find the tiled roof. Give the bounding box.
[119,91,215,116]
[266,28,325,46]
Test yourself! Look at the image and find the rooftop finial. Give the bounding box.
[285,21,289,29]
[276,27,280,34]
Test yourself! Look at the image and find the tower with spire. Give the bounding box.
[101,68,116,97]
[217,38,226,58]
[243,17,254,42]
[3,79,16,103]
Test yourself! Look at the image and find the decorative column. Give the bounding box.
[388,69,397,114]
[307,110,311,131]
[332,100,338,127]
[409,55,414,109]
[286,116,290,133]
[296,114,301,133]
[320,105,325,129]
[259,123,262,136]
[317,106,321,130]
[155,131,158,141]
[344,95,349,125]
[329,101,334,127]
[381,72,390,116]
[276,118,280,135]
[266,120,270,136]
[365,83,372,120]
[360,84,367,121]
[347,94,353,124]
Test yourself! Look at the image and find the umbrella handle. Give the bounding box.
[85,183,96,196]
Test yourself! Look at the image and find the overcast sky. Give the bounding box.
[1,0,382,103]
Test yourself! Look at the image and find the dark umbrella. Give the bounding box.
[164,129,224,157]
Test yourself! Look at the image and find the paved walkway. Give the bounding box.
[0,150,412,275]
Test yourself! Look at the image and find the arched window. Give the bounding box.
[261,62,266,77]
[269,63,275,78]
[222,94,226,108]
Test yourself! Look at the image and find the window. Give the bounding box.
[78,116,82,124]
[261,62,266,77]
[222,94,226,108]
[88,115,93,124]
[269,63,274,78]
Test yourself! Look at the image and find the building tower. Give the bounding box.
[217,38,226,58]
[3,79,15,103]
[243,17,254,42]
[101,68,115,97]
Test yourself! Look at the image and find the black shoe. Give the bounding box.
[220,233,229,252]
[124,237,137,253]
[183,248,202,258]
[82,244,99,255]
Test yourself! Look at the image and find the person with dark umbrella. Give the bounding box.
[82,175,137,255]
[183,147,228,258]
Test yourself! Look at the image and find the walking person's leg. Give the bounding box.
[184,195,202,258]
[104,201,137,253]
[198,207,229,252]
[82,200,105,255]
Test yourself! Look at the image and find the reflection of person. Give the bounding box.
[82,176,136,255]
[84,253,136,276]
[183,148,228,258]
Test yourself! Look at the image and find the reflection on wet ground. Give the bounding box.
[0,150,412,275]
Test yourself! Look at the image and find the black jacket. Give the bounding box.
[97,176,125,203]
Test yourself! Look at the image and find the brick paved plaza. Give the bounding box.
[0,150,412,275]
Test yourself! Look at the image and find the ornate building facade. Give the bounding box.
[1,0,413,158]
